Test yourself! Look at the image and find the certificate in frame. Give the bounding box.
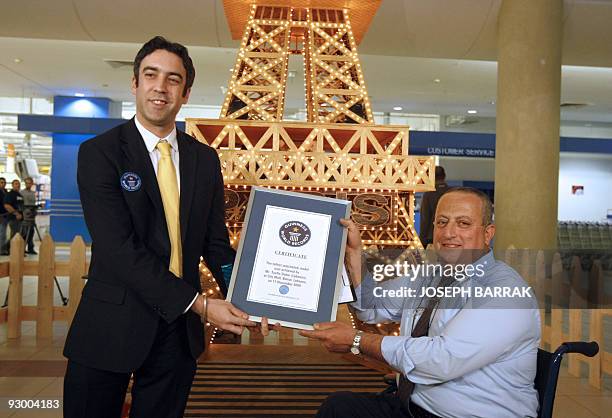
[226,187,351,330]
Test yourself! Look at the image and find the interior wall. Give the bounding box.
[439,115,612,139]
[558,153,612,222]
[438,154,612,222]
[438,156,495,181]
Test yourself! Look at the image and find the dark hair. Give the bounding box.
[443,187,493,226]
[435,165,446,181]
[133,36,195,97]
[0,177,5,182]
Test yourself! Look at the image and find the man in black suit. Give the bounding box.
[63,36,264,418]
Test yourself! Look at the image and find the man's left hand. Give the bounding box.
[299,321,356,353]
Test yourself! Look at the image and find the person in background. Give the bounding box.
[21,177,38,255]
[419,166,448,247]
[3,179,24,254]
[0,177,7,255]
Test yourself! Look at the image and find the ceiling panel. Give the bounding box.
[73,0,231,45]
[562,1,612,66]
[1,0,612,66]
[0,0,88,40]
[359,0,501,60]
[0,0,610,124]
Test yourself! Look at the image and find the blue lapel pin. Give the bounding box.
[120,172,142,192]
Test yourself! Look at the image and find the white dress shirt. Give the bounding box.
[134,116,198,313]
[352,251,541,418]
[134,116,181,194]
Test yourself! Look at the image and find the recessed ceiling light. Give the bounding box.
[393,106,403,111]
[433,78,441,83]
[467,109,477,114]
[13,58,22,64]
[74,93,85,97]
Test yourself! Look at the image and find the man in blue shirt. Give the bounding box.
[301,187,540,418]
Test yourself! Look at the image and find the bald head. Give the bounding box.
[433,187,496,261]
[442,187,493,226]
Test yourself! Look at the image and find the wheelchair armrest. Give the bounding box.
[559,341,599,357]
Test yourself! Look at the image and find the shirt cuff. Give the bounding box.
[183,292,199,314]
[381,336,416,376]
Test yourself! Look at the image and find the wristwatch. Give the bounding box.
[350,330,364,355]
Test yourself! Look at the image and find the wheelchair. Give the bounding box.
[381,341,599,418]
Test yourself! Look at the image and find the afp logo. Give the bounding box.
[279,221,311,247]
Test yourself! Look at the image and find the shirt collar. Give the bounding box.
[475,249,495,272]
[134,116,178,153]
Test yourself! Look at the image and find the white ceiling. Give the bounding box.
[0,0,611,122]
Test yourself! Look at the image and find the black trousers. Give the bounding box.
[316,391,441,418]
[64,317,197,418]
[24,222,35,252]
[5,219,21,253]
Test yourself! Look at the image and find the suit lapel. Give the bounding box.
[178,132,197,245]
[120,119,165,218]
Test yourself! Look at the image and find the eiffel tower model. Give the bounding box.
[186,0,434,251]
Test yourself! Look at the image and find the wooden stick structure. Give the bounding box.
[189,1,430,248]
[220,3,375,123]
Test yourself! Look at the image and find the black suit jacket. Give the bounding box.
[64,119,235,373]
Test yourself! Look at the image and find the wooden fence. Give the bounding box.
[0,234,88,339]
[503,249,610,389]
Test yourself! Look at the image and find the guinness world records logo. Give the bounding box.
[120,172,142,192]
[279,221,311,247]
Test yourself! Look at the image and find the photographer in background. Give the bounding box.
[3,179,24,255]
[0,177,7,255]
[21,177,38,255]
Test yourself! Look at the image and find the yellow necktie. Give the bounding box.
[156,140,182,278]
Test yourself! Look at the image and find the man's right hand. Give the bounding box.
[196,296,256,335]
